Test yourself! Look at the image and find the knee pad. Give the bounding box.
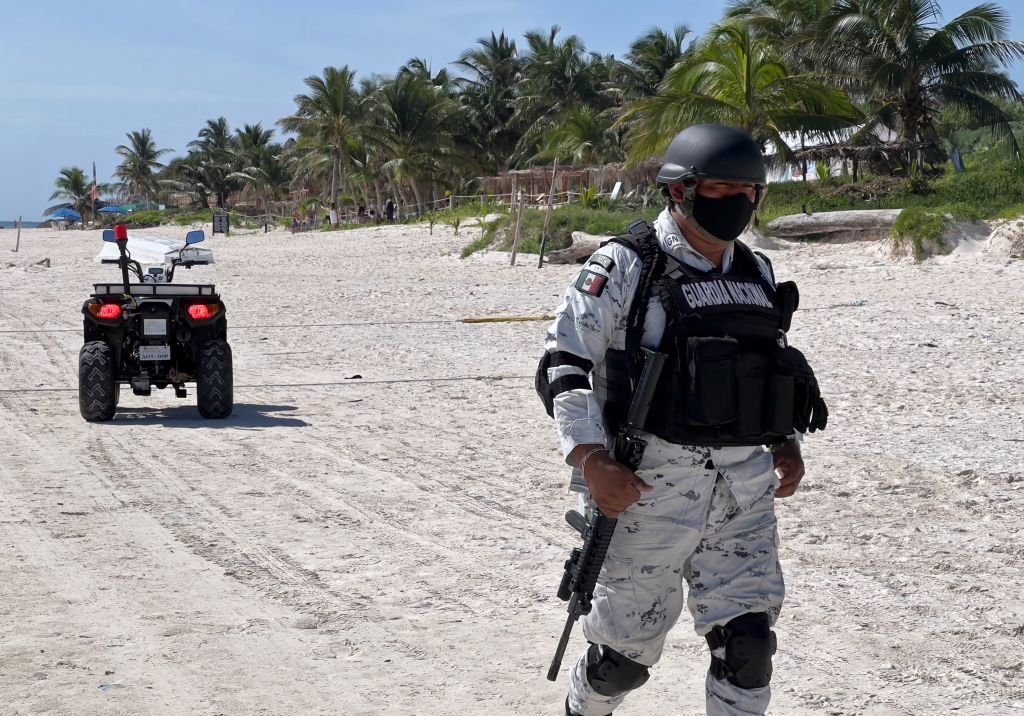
[585,643,650,698]
[705,612,777,689]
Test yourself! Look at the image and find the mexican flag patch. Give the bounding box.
[575,269,608,297]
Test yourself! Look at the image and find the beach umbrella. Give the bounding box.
[51,208,82,221]
[98,206,126,214]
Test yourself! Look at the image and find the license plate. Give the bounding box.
[139,345,170,361]
[143,318,167,336]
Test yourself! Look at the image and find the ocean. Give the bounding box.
[0,220,43,229]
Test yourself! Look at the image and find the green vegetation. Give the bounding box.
[479,205,662,256]
[758,149,1024,222]
[460,148,1024,258]
[51,0,1023,239]
[891,208,949,260]
[119,210,165,228]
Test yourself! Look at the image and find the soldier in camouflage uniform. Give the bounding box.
[538,125,827,716]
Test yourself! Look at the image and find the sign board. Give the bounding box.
[212,211,230,235]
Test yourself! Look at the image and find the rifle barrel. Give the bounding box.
[547,594,581,681]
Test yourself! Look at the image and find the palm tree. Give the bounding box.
[45,167,110,221]
[612,25,693,104]
[622,23,862,162]
[364,72,460,213]
[230,150,292,224]
[400,57,455,90]
[816,0,1024,168]
[231,123,280,211]
[236,123,275,157]
[535,106,626,165]
[514,26,614,161]
[725,0,848,178]
[114,128,172,208]
[453,31,523,172]
[726,0,834,52]
[279,66,364,211]
[186,117,240,208]
[163,155,211,209]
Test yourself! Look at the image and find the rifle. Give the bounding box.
[546,348,667,681]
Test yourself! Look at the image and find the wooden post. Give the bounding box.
[538,158,559,268]
[14,216,21,252]
[510,191,526,266]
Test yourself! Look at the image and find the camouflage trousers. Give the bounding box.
[567,444,784,716]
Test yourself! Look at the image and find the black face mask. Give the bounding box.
[691,193,756,242]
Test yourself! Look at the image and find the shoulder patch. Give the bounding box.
[587,253,616,273]
[575,269,608,297]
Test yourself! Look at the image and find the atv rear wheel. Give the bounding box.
[79,341,117,421]
[197,339,233,418]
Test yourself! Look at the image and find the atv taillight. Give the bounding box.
[187,303,220,320]
[88,303,122,320]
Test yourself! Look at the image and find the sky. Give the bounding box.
[1,0,1021,221]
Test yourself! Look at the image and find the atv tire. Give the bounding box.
[197,339,233,419]
[79,341,117,421]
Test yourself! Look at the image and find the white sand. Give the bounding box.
[0,222,1022,714]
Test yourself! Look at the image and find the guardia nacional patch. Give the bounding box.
[587,254,615,273]
[575,269,608,297]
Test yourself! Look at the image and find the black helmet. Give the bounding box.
[656,124,766,185]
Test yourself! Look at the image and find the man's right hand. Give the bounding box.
[571,446,653,518]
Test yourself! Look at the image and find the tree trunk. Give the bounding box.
[800,130,807,184]
[409,176,425,215]
[331,152,340,210]
[766,209,903,237]
[373,179,384,216]
[545,231,606,264]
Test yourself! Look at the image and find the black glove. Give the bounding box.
[778,346,828,433]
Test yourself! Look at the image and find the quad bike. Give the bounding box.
[79,224,233,421]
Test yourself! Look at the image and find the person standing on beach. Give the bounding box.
[537,124,828,716]
[384,198,396,222]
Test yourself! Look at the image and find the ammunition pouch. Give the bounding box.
[641,338,822,447]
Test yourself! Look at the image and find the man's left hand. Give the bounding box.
[772,440,805,498]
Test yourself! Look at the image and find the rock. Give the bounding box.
[292,616,319,630]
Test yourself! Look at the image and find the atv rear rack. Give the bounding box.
[92,283,217,297]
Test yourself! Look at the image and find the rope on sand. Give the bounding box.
[461,315,554,324]
[0,315,555,334]
[0,374,533,395]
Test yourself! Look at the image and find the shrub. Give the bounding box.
[465,205,661,256]
[892,208,948,261]
[121,210,164,228]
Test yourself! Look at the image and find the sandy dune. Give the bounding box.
[0,221,1022,715]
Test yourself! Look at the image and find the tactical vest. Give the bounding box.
[601,221,806,448]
